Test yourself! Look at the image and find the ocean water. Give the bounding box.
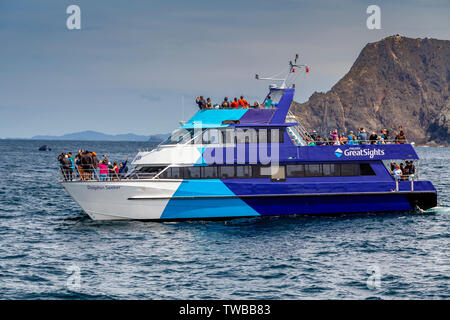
[0,140,448,299]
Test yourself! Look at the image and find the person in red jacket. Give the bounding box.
[230,98,239,109]
[238,96,249,109]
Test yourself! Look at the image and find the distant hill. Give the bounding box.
[32,130,167,142]
[292,35,450,144]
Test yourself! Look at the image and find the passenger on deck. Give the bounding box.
[252,101,260,109]
[221,97,230,109]
[58,153,72,181]
[390,162,396,172]
[238,96,249,109]
[393,131,400,144]
[80,151,93,180]
[195,96,206,110]
[393,164,402,180]
[206,98,213,109]
[91,151,99,180]
[357,128,368,144]
[348,131,356,143]
[230,98,239,109]
[119,158,129,178]
[406,161,415,180]
[264,96,273,109]
[112,161,119,181]
[98,160,108,181]
[75,154,82,180]
[315,136,324,145]
[347,135,355,145]
[397,130,407,144]
[330,129,339,145]
[384,129,390,141]
[107,161,114,180]
[369,131,378,144]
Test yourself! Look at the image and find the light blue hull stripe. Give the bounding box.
[160,179,260,219]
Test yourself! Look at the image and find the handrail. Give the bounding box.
[391,174,417,192]
[58,166,125,182]
[307,139,410,145]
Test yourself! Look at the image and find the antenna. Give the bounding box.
[255,54,309,89]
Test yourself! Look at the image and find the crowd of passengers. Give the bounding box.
[306,127,407,145]
[390,161,416,181]
[58,150,128,181]
[195,95,275,109]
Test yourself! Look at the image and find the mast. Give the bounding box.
[255,54,309,89]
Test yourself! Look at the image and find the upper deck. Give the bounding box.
[181,87,296,130]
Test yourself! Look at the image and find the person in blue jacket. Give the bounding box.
[67,152,75,181]
[119,157,129,178]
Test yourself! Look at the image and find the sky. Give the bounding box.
[0,0,449,138]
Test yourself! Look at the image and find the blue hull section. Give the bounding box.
[158,179,436,220]
[160,180,260,219]
[241,194,413,216]
[159,193,423,220]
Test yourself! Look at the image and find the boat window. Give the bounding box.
[155,163,375,179]
[202,166,218,179]
[159,169,169,179]
[184,167,201,179]
[171,167,182,179]
[360,163,376,176]
[236,165,251,178]
[341,164,359,176]
[286,164,305,177]
[322,164,340,177]
[251,166,267,178]
[305,164,322,177]
[271,165,286,181]
[220,166,235,179]
[160,129,195,145]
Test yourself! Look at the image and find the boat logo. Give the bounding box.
[334,148,343,158]
[334,147,386,158]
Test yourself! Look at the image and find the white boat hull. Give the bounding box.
[61,180,182,220]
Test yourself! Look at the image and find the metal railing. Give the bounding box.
[58,166,125,182]
[286,111,312,146]
[308,139,410,145]
[391,174,418,192]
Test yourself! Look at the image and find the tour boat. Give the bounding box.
[60,58,437,220]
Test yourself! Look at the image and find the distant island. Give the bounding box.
[32,130,170,142]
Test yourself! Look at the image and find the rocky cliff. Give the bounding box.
[292,35,450,144]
